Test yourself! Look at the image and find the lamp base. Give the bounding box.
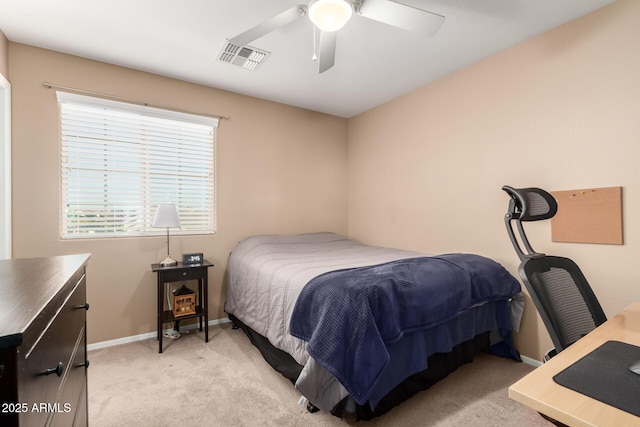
[159,255,178,267]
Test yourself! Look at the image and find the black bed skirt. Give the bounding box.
[228,313,490,421]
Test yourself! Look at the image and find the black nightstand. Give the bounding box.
[151,260,214,353]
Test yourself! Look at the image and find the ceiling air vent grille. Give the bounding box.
[219,41,270,71]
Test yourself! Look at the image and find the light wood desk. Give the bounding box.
[509,301,640,427]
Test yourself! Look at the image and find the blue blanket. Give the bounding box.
[289,254,521,407]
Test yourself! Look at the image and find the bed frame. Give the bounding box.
[229,313,490,421]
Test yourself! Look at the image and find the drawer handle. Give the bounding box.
[182,272,188,276]
[75,302,90,311]
[41,362,65,377]
[77,360,90,369]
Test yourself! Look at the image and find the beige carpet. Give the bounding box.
[88,323,551,426]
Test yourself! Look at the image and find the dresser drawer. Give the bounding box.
[160,268,204,283]
[17,274,87,421]
[49,327,87,427]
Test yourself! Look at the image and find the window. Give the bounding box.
[58,92,217,239]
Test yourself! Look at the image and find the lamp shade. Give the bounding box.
[308,0,353,32]
[152,204,180,228]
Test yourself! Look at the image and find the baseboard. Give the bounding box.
[88,319,547,369]
[87,317,232,351]
[520,354,543,368]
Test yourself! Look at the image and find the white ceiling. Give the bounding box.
[0,0,615,118]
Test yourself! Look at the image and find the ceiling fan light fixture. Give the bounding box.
[308,0,353,32]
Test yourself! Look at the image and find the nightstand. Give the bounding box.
[151,260,214,353]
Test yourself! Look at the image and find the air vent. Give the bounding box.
[218,41,270,71]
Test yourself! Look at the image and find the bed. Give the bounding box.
[225,232,523,420]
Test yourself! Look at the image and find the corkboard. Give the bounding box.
[551,186,623,245]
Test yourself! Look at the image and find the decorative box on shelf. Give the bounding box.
[173,284,196,317]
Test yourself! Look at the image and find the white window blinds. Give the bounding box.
[58,92,217,239]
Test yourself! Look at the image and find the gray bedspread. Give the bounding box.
[225,233,422,366]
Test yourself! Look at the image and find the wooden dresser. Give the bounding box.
[0,254,91,427]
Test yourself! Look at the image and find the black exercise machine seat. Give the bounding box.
[502,185,607,357]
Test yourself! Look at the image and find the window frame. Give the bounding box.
[0,74,10,258]
[57,91,218,240]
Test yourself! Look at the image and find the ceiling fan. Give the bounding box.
[224,0,445,73]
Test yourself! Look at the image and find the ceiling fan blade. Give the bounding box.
[358,0,445,37]
[318,31,337,73]
[229,4,307,47]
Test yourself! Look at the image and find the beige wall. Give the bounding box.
[348,0,640,360]
[8,43,348,344]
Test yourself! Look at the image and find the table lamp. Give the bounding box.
[153,204,180,266]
